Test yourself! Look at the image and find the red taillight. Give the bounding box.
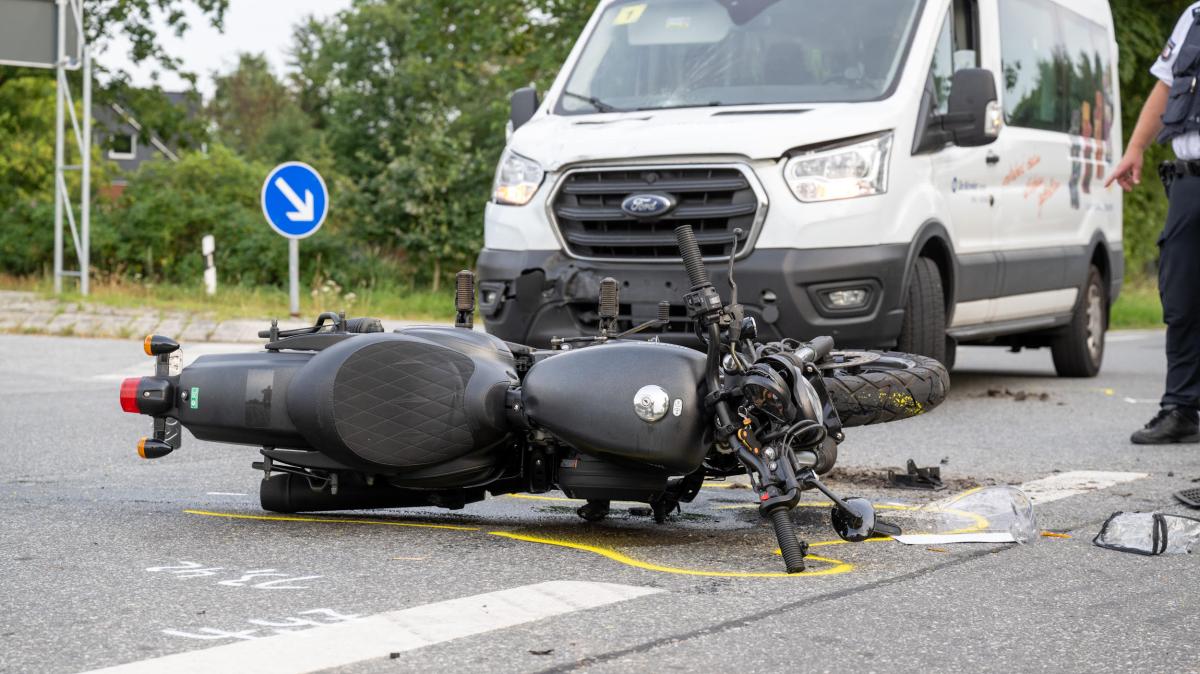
[120,377,142,414]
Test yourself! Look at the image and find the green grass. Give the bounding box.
[0,276,457,322]
[1111,281,1163,330]
[2,274,1167,331]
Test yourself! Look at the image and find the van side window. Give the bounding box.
[930,12,955,115]
[999,0,1066,131]
[1059,8,1116,167]
[929,0,980,115]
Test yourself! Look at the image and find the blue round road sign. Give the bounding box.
[261,162,329,239]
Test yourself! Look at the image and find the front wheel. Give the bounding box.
[1051,265,1106,378]
[821,351,950,428]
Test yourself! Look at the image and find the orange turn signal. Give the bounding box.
[143,334,180,356]
[137,437,174,460]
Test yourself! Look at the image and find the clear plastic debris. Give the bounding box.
[886,486,1039,545]
[1094,512,1200,556]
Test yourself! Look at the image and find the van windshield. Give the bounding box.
[558,0,925,114]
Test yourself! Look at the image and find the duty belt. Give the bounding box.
[1160,160,1200,181]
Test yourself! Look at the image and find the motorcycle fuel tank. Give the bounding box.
[521,341,709,473]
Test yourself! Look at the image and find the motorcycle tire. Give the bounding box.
[821,351,950,428]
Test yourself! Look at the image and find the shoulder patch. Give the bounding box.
[1162,39,1176,62]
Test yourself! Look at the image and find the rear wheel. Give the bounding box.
[897,257,947,365]
[822,351,950,427]
[1051,265,1106,378]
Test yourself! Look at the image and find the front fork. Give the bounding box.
[729,422,900,574]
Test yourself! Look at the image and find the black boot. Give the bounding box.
[1131,408,1200,445]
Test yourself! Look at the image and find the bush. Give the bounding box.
[91,145,396,289]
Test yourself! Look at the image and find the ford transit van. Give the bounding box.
[478,0,1123,376]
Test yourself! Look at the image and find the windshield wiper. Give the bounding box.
[562,90,624,113]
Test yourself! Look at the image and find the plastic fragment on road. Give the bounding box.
[888,459,944,490]
[894,532,1016,545]
[1093,512,1200,555]
[890,486,1039,545]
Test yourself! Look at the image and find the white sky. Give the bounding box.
[98,0,352,99]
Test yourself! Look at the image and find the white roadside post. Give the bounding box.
[260,162,329,319]
[202,234,217,296]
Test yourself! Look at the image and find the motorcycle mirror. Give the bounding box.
[831,497,880,542]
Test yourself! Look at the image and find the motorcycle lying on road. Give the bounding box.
[120,225,948,573]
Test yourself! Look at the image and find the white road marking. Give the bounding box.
[79,581,661,674]
[1017,470,1147,504]
[1123,397,1159,405]
[206,492,248,497]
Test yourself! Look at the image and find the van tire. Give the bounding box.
[897,257,947,365]
[1051,266,1106,378]
[822,352,950,427]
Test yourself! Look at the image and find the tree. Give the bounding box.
[291,0,594,288]
[210,53,326,165]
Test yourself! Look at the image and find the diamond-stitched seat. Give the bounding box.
[331,342,476,467]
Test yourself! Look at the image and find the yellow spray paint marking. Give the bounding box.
[183,509,853,579]
[183,509,480,531]
[716,498,992,537]
[489,531,852,578]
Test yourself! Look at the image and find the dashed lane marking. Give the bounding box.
[78,581,661,674]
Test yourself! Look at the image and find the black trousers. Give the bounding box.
[1159,173,1200,410]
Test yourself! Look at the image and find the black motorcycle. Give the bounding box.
[120,225,948,573]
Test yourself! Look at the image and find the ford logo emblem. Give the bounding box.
[621,193,676,219]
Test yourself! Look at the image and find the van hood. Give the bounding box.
[509,103,897,170]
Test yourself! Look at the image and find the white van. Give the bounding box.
[478,0,1123,377]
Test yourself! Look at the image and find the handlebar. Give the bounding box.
[674,225,711,291]
[808,336,835,361]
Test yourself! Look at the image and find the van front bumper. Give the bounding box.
[475,246,910,350]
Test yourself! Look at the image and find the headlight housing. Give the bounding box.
[783,132,893,203]
[492,150,544,206]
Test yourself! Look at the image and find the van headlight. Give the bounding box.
[493,150,545,206]
[783,132,893,203]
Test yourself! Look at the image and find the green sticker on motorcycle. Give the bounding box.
[190,386,200,410]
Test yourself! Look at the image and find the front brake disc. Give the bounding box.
[817,350,882,371]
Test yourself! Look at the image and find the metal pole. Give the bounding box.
[289,238,300,317]
[80,45,91,296]
[52,0,66,294]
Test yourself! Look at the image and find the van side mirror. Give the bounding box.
[944,69,1001,147]
[510,87,539,132]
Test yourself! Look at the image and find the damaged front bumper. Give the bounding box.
[475,246,909,349]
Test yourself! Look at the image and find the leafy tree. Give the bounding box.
[210,53,327,165]
[292,0,594,288]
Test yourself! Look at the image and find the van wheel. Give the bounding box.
[897,257,947,365]
[1051,266,1105,378]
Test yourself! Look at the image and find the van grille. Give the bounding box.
[550,166,760,260]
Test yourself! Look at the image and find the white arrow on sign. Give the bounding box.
[274,177,315,222]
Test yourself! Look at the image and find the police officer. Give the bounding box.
[1108,2,1200,444]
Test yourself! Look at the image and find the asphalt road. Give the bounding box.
[2,331,1198,673]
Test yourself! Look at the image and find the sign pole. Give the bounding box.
[52,0,65,294]
[289,238,300,317]
[80,43,91,296]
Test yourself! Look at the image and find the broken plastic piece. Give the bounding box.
[1174,488,1200,509]
[893,486,1037,544]
[888,459,944,490]
[1094,512,1200,555]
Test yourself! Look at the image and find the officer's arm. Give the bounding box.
[1107,82,1170,192]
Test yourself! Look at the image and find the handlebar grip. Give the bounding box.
[808,336,835,361]
[674,225,711,290]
